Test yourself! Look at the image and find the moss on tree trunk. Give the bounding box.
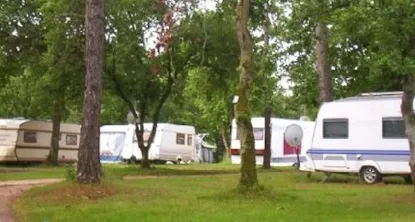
[235,0,259,190]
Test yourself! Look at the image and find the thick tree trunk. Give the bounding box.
[401,76,415,190]
[47,96,64,165]
[140,147,150,169]
[77,0,104,184]
[235,0,258,189]
[315,20,332,103]
[263,106,271,169]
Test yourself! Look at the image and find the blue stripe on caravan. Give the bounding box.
[100,155,123,162]
[306,149,410,156]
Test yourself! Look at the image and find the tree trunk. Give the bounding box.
[77,0,104,184]
[235,0,258,189]
[47,96,64,165]
[401,76,415,190]
[315,20,332,103]
[140,147,150,169]
[221,127,231,159]
[263,106,271,169]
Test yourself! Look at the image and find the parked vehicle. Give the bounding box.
[300,92,413,184]
[0,118,80,162]
[99,123,196,163]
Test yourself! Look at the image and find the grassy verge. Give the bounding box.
[13,164,415,222]
[0,162,289,181]
[0,164,66,181]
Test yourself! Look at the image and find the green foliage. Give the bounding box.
[65,165,76,182]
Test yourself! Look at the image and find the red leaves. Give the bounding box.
[147,0,187,76]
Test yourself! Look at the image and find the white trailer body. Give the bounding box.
[0,118,80,162]
[230,117,315,166]
[100,123,196,163]
[300,92,412,183]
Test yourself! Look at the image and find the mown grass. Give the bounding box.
[13,163,415,222]
[0,164,66,181]
[0,162,287,181]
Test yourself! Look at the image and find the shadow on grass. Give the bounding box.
[292,171,412,185]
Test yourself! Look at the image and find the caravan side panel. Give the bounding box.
[0,128,19,161]
[158,125,195,161]
[306,96,412,175]
[15,130,79,162]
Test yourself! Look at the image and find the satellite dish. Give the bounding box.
[284,124,304,169]
[284,124,303,147]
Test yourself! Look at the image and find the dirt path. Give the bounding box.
[0,179,63,222]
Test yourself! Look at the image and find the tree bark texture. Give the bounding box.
[47,96,64,165]
[77,0,104,184]
[401,76,415,190]
[235,0,258,189]
[315,20,332,103]
[263,106,271,169]
[221,127,231,159]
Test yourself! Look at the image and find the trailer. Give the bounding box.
[300,92,413,184]
[230,117,315,166]
[99,123,196,163]
[0,118,80,162]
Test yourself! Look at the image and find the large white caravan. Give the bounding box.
[300,92,413,184]
[230,117,315,166]
[99,123,196,163]
[0,118,80,162]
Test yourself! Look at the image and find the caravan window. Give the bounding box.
[176,133,185,145]
[383,117,406,138]
[236,128,264,140]
[187,135,193,146]
[323,119,348,139]
[23,131,37,143]
[66,135,78,145]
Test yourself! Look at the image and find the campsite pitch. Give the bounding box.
[6,164,415,222]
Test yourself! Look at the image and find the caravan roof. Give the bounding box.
[0,118,80,133]
[334,91,403,103]
[101,123,195,134]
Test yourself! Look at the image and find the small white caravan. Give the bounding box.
[300,92,413,184]
[230,117,315,166]
[0,118,80,162]
[99,123,196,163]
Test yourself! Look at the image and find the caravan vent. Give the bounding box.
[360,91,403,97]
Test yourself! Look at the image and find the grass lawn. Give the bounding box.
[0,164,66,181]
[13,163,415,222]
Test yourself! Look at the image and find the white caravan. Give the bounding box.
[99,123,196,163]
[0,118,80,162]
[230,117,315,166]
[300,92,413,184]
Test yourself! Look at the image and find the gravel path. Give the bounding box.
[0,179,63,222]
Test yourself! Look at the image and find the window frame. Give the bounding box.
[23,131,37,143]
[187,134,193,146]
[382,117,406,139]
[176,133,185,145]
[66,134,78,146]
[322,118,349,139]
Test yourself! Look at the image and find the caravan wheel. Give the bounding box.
[360,166,382,184]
